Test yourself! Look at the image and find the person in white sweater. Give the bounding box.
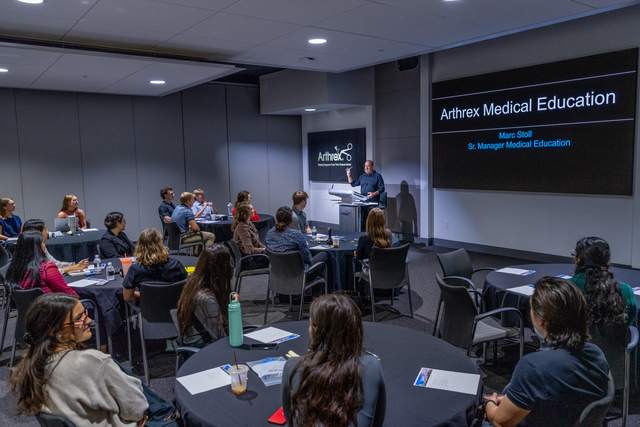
[8,293,180,427]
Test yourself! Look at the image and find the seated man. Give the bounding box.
[170,192,215,252]
[192,189,218,219]
[291,190,312,234]
[158,187,175,223]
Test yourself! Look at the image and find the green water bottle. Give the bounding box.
[228,292,243,347]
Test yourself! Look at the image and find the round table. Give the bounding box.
[484,263,640,327]
[65,255,199,337]
[174,321,482,427]
[305,231,364,291]
[196,214,275,243]
[4,229,105,263]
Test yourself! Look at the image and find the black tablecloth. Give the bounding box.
[196,214,275,243]
[174,321,482,427]
[46,229,105,263]
[305,231,364,291]
[66,255,198,336]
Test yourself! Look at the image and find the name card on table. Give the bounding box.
[413,368,480,395]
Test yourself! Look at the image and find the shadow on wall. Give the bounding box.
[386,180,418,242]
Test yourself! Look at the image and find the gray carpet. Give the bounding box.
[1,245,638,426]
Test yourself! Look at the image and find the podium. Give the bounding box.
[339,202,379,232]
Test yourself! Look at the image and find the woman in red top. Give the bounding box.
[232,191,260,221]
[6,230,77,296]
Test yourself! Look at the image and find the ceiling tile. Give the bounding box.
[225,45,316,68]
[0,11,77,39]
[285,53,375,72]
[374,0,506,18]
[385,17,495,47]
[182,12,302,44]
[0,63,44,87]
[51,53,153,73]
[223,0,368,25]
[80,0,216,33]
[0,0,98,20]
[153,34,254,59]
[330,38,431,61]
[63,22,176,50]
[0,45,63,67]
[264,27,374,53]
[149,0,239,11]
[453,0,594,32]
[313,2,441,37]
[30,67,132,93]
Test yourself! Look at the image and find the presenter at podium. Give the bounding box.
[347,160,385,230]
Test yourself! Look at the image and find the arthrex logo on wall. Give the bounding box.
[308,128,365,182]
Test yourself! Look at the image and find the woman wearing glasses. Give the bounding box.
[8,293,180,426]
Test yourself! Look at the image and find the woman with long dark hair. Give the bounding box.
[570,236,636,326]
[56,194,87,229]
[354,207,392,260]
[8,293,180,426]
[176,245,235,347]
[232,191,259,221]
[6,230,77,296]
[282,293,386,427]
[483,277,609,426]
[100,212,135,259]
[22,219,88,275]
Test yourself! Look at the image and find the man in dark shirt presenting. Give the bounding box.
[346,160,385,230]
[158,187,175,223]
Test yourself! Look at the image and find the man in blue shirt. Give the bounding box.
[346,160,385,230]
[158,187,175,223]
[170,192,215,253]
[192,188,218,218]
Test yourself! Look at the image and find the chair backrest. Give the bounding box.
[253,219,271,244]
[170,308,181,340]
[266,250,305,296]
[159,215,169,240]
[165,222,183,252]
[437,248,473,279]
[36,412,77,427]
[12,288,46,345]
[0,244,10,268]
[379,191,387,209]
[139,280,187,340]
[574,371,615,427]
[225,240,243,271]
[0,263,10,286]
[368,244,410,290]
[436,274,478,349]
[589,321,629,389]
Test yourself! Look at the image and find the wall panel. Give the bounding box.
[0,89,23,219]
[267,115,303,214]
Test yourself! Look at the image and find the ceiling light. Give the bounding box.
[308,39,327,44]
[18,0,44,3]
[0,68,8,73]
[305,109,316,112]
[150,80,165,85]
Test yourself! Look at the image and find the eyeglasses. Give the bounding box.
[63,309,90,328]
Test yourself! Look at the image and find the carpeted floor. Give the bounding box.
[0,244,637,426]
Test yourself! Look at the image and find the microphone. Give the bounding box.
[332,167,352,189]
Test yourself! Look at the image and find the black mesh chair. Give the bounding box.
[589,323,639,426]
[253,218,271,244]
[9,288,45,368]
[436,274,524,365]
[433,248,496,336]
[166,222,203,256]
[125,280,186,386]
[0,243,10,268]
[574,371,615,427]
[36,413,77,427]
[159,214,169,244]
[225,240,270,294]
[264,250,327,323]
[360,244,412,322]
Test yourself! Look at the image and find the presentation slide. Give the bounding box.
[432,48,638,195]
[308,128,366,182]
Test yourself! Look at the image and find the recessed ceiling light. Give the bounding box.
[0,68,8,73]
[18,0,44,3]
[308,39,327,44]
[305,109,316,112]
[150,80,166,85]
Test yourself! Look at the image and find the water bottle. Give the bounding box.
[93,254,101,270]
[311,226,317,238]
[228,292,243,347]
[227,203,233,216]
[106,262,115,281]
[326,227,332,243]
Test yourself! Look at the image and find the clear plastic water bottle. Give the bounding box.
[228,292,243,347]
[312,226,317,238]
[106,262,115,281]
[93,254,101,270]
[227,202,233,216]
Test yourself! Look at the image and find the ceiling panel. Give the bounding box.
[153,34,254,59]
[0,45,63,67]
[0,11,77,40]
[265,27,374,53]
[225,45,317,68]
[63,21,176,50]
[373,0,507,18]
[284,53,380,72]
[0,0,98,19]
[30,67,133,93]
[330,38,431,61]
[223,0,368,25]
[314,2,441,37]
[149,0,239,11]
[51,53,153,73]
[385,17,495,48]
[0,63,45,87]
[182,12,302,44]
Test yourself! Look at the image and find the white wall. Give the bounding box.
[426,5,640,266]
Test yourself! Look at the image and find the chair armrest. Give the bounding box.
[443,275,477,290]
[243,324,261,332]
[237,254,270,272]
[175,346,200,356]
[304,262,326,276]
[474,307,524,331]
[627,326,639,352]
[472,267,497,276]
[467,288,485,312]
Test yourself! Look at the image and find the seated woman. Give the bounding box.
[232,202,268,270]
[176,245,234,348]
[22,219,88,275]
[232,190,260,221]
[282,293,386,427]
[8,293,180,426]
[266,206,329,289]
[56,194,87,229]
[483,277,610,427]
[354,207,392,260]
[0,197,22,241]
[5,230,77,296]
[100,212,135,259]
[570,236,637,327]
[123,228,187,302]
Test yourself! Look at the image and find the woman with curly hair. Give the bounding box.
[570,236,637,327]
[282,293,386,427]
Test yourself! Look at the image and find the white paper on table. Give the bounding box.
[496,267,535,276]
[508,285,535,296]
[307,233,328,239]
[244,327,296,343]
[177,366,231,395]
[633,287,640,296]
[413,368,480,395]
[6,237,18,242]
[70,278,108,287]
[309,245,333,250]
[251,359,286,377]
[83,228,100,232]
